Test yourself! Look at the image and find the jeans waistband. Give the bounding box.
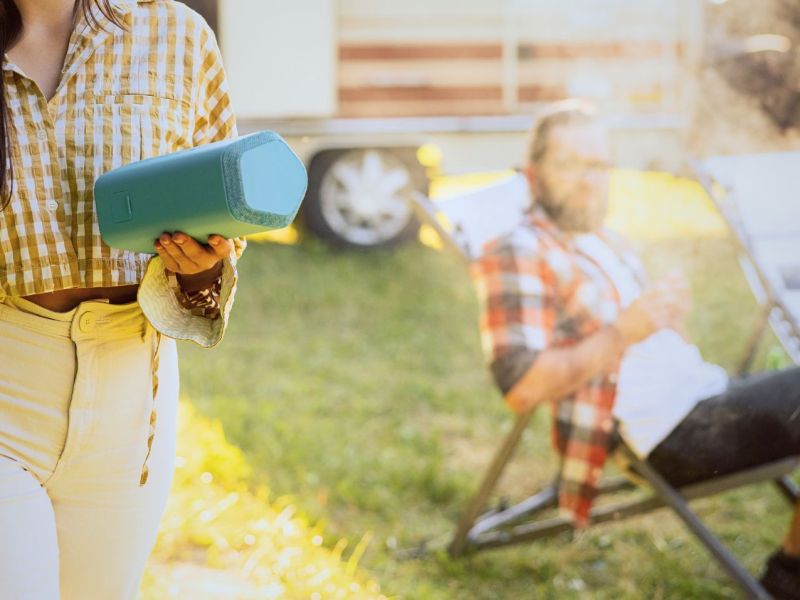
[0,296,148,341]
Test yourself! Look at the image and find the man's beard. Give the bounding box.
[537,181,608,233]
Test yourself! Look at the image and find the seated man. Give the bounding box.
[471,100,800,599]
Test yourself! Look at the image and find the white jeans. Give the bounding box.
[0,296,179,599]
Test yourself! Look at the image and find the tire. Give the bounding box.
[302,148,425,249]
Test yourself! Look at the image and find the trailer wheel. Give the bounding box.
[303,148,423,249]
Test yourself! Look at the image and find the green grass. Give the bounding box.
[175,219,794,598]
[139,402,385,600]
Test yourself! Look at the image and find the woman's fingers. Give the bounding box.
[154,232,229,275]
[154,241,181,272]
[157,233,200,271]
[207,235,233,260]
[172,233,214,268]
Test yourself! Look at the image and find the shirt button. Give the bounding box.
[37,130,48,142]
[79,312,96,333]
[45,199,58,211]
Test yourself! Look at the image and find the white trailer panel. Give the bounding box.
[220,0,337,119]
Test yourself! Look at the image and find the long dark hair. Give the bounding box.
[0,0,122,207]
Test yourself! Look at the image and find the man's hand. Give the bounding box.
[154,232,231,291]
[613,272,691,347]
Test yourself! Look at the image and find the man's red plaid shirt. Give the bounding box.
[470,208,645,526]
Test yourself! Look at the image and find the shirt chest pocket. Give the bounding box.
[83,95,192,174]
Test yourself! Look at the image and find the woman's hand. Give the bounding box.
[154,232,232,291]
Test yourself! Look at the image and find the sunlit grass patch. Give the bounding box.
[607,170,728,240]
[247,225,301,245]
[139,401,386,600]
[429,170,516,200]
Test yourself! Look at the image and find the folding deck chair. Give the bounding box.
[695,152,800,369]
[409,169,800,599]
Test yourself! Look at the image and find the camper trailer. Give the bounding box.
[184,0,703,248]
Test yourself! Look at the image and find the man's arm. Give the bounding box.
[505,325,625,412]
[506,277,691,412]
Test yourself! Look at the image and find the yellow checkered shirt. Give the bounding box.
[0,0,245,347]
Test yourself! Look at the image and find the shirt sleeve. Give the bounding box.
[137,17,247,349]
[191,18,238,146]
[470,235,558,397]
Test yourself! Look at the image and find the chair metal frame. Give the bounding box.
[409,175,800,599]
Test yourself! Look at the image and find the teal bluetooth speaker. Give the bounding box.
[94,130,308,254]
